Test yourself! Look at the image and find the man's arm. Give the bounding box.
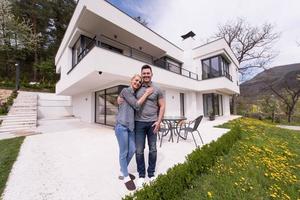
[152,97,165,133]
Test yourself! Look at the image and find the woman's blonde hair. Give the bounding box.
[131,74,142,82]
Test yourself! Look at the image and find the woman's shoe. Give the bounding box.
[124,176,136,191]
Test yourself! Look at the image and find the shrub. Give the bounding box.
[0,90,18,115]
[123,125,242,200]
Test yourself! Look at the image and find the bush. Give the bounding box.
[123,125,242,200]
[0,90,18,115]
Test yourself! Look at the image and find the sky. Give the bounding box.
[107,0,300,70]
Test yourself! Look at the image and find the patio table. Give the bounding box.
[162,116,187,143]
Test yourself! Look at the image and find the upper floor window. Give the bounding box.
[202,55,232,81]
[72,35,94,67]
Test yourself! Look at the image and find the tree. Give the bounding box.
[11,0,53,81]
[266,72,300,123]
[48,0,77,52]
[214,18,280,76]
[259,95,279,122]
[213,18,280,114]
[0,0,39,78]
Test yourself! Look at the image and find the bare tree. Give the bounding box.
[214,18,280,114]
[214,18,280,76]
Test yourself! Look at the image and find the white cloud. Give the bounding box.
[133,0,300,66]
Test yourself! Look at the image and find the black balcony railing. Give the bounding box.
[68,35,199,80]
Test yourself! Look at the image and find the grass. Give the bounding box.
[0,137,25,197]
[178,118,300,200]
[262,118,300,126]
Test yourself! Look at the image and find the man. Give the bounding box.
[135,65,165,187]
[118,65,165,187]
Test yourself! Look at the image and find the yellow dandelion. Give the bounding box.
[207,191,213,198]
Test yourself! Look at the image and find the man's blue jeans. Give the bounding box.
[115,123,136,177]
[135,121,157,178]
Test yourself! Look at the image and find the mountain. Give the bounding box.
[240,63,300,100]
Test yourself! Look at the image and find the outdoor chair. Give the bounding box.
[159,120,170,147]
[177,115,204,147]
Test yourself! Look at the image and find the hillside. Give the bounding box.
[240,63,300,100]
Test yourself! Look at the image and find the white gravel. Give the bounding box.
[2,116,239,200]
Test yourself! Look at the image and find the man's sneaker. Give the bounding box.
[136,177,145,188]
[119,173,135,180]
[124,176,136,191]
[149,176,156,182]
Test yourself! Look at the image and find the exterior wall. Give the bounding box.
[37,93,72,120]
[196,93,204,116]
[185,92,198,120]
[164,89,181,116]
[72,92,95,123]
[223,95,231,116]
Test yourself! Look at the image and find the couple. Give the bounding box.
[115,65,165,191]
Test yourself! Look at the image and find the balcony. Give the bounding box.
[69,35,198,80]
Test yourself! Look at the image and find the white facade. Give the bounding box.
[55,0,240,124]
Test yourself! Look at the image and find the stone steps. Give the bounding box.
[0,91,38,137]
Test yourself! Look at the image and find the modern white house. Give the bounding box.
[55,0,240,126]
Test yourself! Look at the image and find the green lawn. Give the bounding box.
[178,118,300,200]
[263,118,300,126]
[0,137,24,197]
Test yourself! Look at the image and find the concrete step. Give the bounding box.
[0,123,36,128]
[6,114,37,117]
[3,118,36,122]
[0,126,35,133]
[10,109,37,111]
[2,121,36,126]
[8,111,37,115]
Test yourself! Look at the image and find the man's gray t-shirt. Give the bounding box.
[135,82,164,122]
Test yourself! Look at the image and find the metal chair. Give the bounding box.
[177,115,204,147]
[159,120,170,147]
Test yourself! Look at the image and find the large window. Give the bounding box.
[72,35,94,67]
[95,85,127,126]
[203,93,223,116]
[202,55,231,80]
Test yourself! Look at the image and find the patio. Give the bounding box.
[2,116,239,200]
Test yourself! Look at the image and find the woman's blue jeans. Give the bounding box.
[115,123,136,177]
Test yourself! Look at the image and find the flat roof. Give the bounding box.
[104,0,183,51]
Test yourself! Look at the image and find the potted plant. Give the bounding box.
[209,111,215,121]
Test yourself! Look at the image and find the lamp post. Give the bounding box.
[15,61,20,91]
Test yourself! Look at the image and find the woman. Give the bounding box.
[115,74,153,191]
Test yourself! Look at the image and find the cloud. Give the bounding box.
[142,0,300,66]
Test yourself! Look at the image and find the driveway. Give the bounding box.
[2,116,239,200]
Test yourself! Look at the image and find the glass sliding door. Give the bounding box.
[203,93,223,116]
[95,90,105,124]
[95,85,127,126]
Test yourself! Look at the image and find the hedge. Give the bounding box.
[123,124,242,200]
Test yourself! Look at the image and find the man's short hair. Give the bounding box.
[141,65,152,72]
